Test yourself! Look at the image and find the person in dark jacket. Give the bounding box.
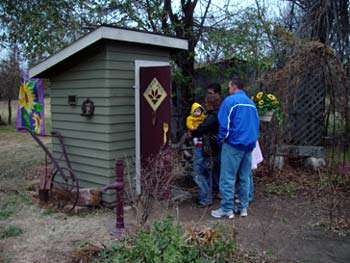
[191,86,222,207]
[211,77,259,219]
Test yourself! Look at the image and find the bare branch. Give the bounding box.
[195,0,212,44]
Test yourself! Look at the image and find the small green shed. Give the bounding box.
[29,25,188,204]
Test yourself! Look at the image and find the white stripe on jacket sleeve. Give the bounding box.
[224,103,257,139]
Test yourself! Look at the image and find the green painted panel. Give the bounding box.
[67,60,134,72]
[51,88,133,97]
[51,88,111,97]
[110,148,135,159]
[54,146,134,161]
[53,137,133,151]
[58,160,114,177]
[52,129,134,143]
[51,97,134,107]
[51,105,134,115]
[52,120,134,133]
[52,78,134,88]
[66,59,107,71]
[53,69,134,81]
[109,88,134,97]
[106,60,134,70]
[107,44,170,57]
[51,105,134,116]
[106,70,134,80]
[53,152,115,168]
[53,144,110,159]
[52,113,133,124]
[53,69,108,81]
[106,52,169,62]
[52,137,110,150]
[51,97,110,106]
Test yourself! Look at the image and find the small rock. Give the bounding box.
[304,157,326,170]
[74,188,102,207]
[270,156,284,170]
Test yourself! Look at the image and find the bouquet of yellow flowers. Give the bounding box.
[252,91,283,123]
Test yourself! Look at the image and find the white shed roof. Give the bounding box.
[29,26,188,78]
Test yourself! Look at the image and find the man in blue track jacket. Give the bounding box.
[211,77,259,219]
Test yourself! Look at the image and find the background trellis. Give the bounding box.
[259,40,349,170]
[285,68,326,146]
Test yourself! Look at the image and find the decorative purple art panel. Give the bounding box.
[16,79,45,135]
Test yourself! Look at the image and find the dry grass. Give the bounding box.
[0,197,116,263]
[0,127,118,263]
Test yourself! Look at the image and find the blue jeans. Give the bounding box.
[193,148,213,205]
[219,143,252,212]
[237,171,254,203]
[210,154,220,194]
[248,172,254,202]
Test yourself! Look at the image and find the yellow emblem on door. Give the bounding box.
[143,78,167,112]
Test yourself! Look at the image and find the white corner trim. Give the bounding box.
[29,26,188,78]
[134,60,170,195]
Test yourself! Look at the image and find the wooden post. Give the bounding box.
[114,160,125,235]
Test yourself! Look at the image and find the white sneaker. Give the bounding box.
[211,208,234,219]
[240,208,248,217]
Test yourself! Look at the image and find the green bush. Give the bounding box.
[96,217,237,263]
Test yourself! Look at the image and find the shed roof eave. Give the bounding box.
[29,26,188,78]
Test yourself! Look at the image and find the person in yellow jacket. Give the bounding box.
[186,102,206,147]
[186,102,206,130]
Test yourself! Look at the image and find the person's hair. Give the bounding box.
[206,83,221,94]
[205,93,222,111]
[230,76,244,90]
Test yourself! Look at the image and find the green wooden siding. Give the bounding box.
[50,41,170,204]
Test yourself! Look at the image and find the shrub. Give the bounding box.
[265,182,298,198]
[96,217,237,263]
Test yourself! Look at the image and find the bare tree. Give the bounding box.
[0,46,22,125]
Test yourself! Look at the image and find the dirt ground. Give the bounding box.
[1,129,350,263]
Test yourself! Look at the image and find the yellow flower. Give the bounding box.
[258,100,264,106]
[272,100,279,106]
[256,92,264,100]
[267,94,276,101]
[32,113,42,134]
[18,82,35,112]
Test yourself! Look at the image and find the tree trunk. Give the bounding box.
[0,114,4,125]
[7,98,12,125]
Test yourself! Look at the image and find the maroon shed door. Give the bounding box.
[139,66,171,196]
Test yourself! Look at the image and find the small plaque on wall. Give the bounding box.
[68,95,77,106]
[81,98,95,117]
